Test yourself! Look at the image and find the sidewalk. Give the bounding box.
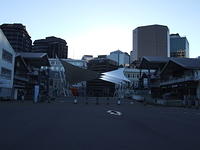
[145,98,200,109]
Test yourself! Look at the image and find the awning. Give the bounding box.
[100,68,131,84]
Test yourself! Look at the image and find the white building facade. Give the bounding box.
[0,29,15,98]
[124,68,153,89]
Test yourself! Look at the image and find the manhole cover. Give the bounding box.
[107,110,122,116]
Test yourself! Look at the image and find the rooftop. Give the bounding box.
[170,57,200,70]
[135,24,169,31]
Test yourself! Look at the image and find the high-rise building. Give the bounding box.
[131,24,170,62]
[33,36,68,59]
[170,34,189,58]
[0,23,32,52]
[107,50,130,66]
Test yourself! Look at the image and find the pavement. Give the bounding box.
[0,99,200,150]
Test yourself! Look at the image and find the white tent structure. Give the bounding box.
[100,75,125,84]
[58,59,131,98]
[100,68,131,98]
[100,68,130,84]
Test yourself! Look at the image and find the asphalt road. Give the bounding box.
[0,101,200,150]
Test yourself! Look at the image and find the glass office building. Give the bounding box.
[170,34,189,58]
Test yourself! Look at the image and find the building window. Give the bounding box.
[1,67,12,79]
[50,79,53,86]
[2,49,13,64]
[50,61,55,65]
[55,73,58,78]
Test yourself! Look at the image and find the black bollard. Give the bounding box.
[195,100,199,109]
[74,96,77,104]
[117,98,121,105]
[96,97,99,105]
[106,97,109,105]
[85,96,88,104]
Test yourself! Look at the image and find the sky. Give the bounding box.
[0,0,200,59]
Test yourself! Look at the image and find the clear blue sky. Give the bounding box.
[1,0,200,59]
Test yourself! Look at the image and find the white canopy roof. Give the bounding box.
[100,75,125,84]
[100,68,130,84]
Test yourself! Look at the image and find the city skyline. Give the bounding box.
[1,0,200,59]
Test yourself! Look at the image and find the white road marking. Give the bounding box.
[107,110,122,116]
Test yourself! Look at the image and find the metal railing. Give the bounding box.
[160,75,200,85]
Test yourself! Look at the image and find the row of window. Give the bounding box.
[170,51,186,57]
[0,67,12,79]
[50,60,85,67]
[50,67,64,71]
[50,60,61,65]
[2,49,13,64]
[125,73,140,79]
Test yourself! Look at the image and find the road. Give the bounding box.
[0,100,200,150]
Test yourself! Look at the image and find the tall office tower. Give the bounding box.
[33,36,68,59]
[170,34,189,58]
[0,23,32,52]
[131,24,170,62]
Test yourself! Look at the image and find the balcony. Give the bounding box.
[14,75,29,82]
[160,75,200,86]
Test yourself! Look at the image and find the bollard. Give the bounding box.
[183,99,186,108]
[117,98,121,105]
[106,97,109,105]
[74,98,77,104]
[188,100,191,108]
[96,97,99,105]
[195,100,199,109]
[186,100,189,108]
[47,97,51,103]
[185,99,188,108]
[85,97,88,104]
[155,99,157,104]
